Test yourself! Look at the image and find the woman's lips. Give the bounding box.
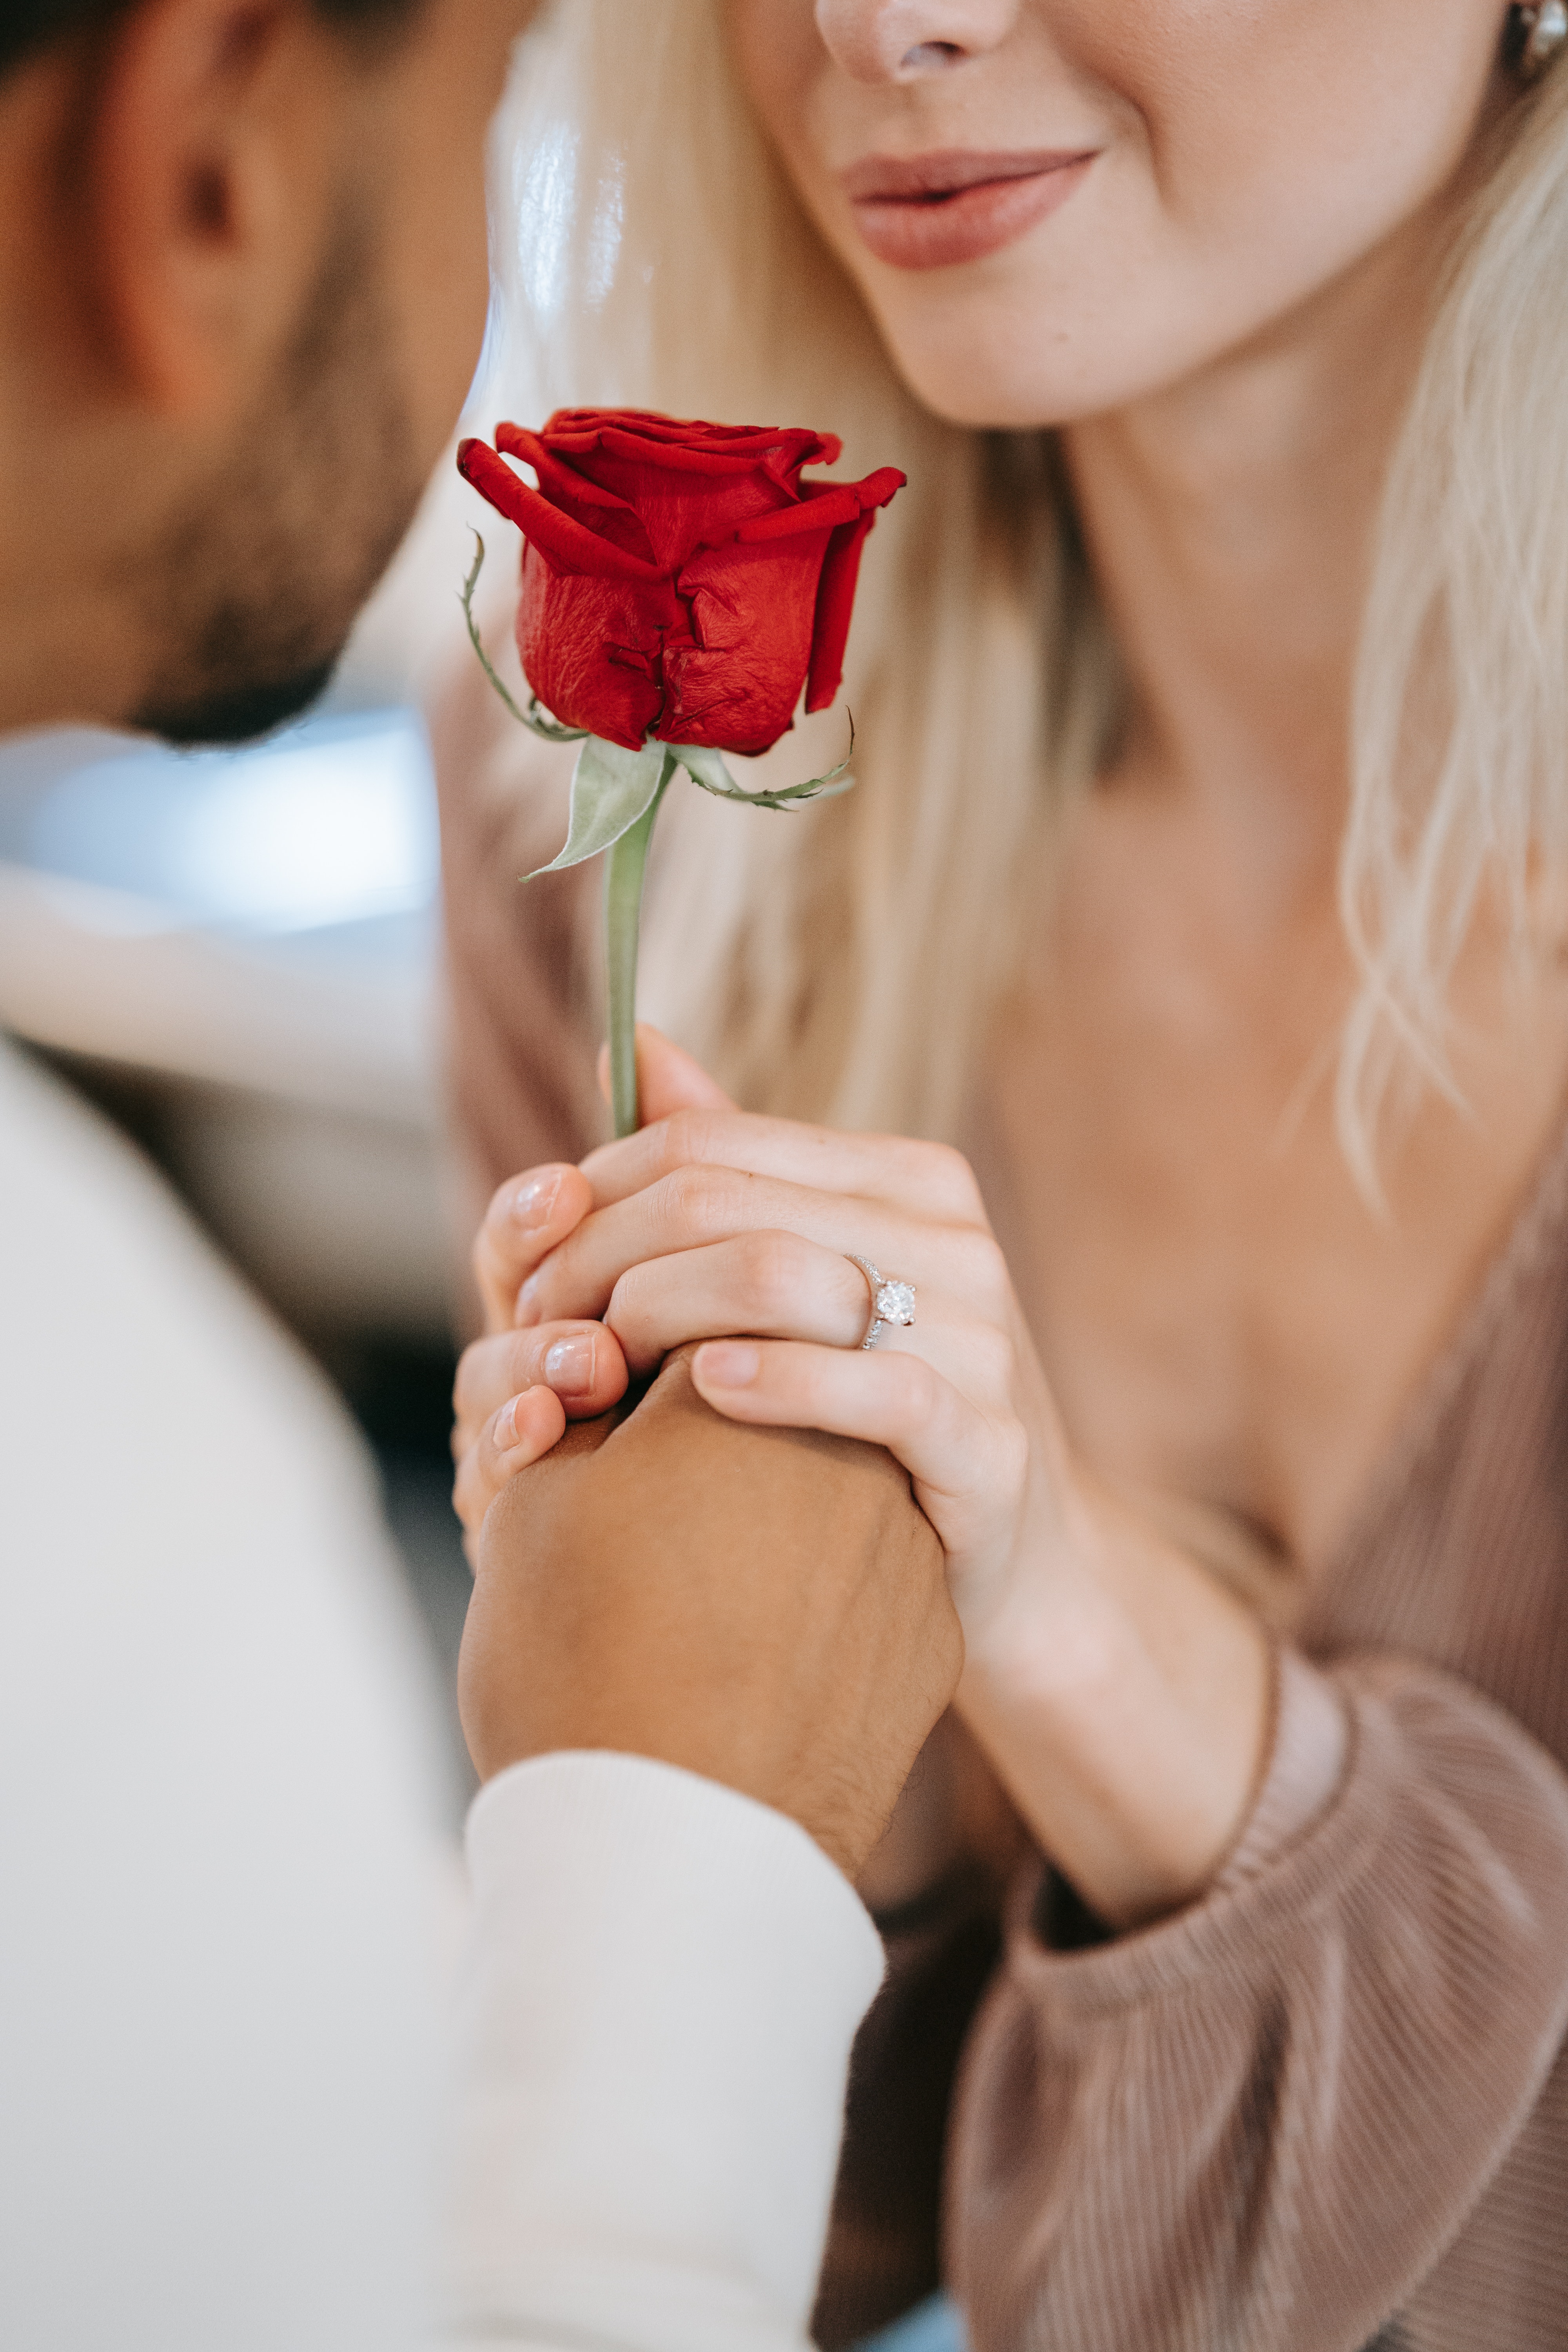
[840,147,1096,272]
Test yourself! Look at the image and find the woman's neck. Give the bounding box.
[1060,201,1454,911]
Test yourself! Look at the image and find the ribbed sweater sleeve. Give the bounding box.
[948,1651,1568,2352]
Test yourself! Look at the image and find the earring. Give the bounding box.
[1512,2,1568,79]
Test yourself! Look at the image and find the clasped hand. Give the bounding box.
[454,1030,1068,1660]
[455,1031,1275,1929]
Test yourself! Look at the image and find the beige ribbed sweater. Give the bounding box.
[436,715,1568,2352]
[815,1122,1568,2352]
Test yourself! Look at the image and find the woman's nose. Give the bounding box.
[813,0,1021,86]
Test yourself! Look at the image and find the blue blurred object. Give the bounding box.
[0,706,440,1116]
[0,706,449,1336]
[853,2293,969,2352]
[2,706,437,935]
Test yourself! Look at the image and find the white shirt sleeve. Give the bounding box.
[0,1042,452,2352]
[0,1042,882,2352]
[448,1753,886,2352]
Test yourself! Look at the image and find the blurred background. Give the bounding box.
[0,462,488,1795]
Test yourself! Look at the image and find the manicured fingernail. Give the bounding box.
[543,1334,595,1396]
[697,1341,761,1388]
[494,1396,520,1449]
[510,1171,563,1227]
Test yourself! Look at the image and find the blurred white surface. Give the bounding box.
[0,710,454,1337]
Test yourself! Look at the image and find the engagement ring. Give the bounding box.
[845,1255,916,1350]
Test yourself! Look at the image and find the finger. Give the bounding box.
[600,1231,878,1370]
[453,1385,569,1537]
[472,1163,597,1334]
[452,1321,629,1453]
[515,1162,949,1332]
[595,1024,736,1125]
[690,1338,1000,1508]
[580,1100,982,1224]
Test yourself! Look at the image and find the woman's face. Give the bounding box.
[727,0,1512,426]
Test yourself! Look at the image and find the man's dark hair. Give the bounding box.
[1,0,421,77]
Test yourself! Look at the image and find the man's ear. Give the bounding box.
[89,0,349,416]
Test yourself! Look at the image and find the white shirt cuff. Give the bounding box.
[446,1750,886,2352]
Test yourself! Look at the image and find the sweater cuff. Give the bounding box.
[447,1750,885,2352]
[1005,1654,1396,2018]
[1214,1647,1348,1893]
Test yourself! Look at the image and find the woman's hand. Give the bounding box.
[459,1030,1054,1644]
[451,1034,733,1554]
[451,1165,628,1560]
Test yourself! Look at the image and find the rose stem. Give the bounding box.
[604,751,676,1139]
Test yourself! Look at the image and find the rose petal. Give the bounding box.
[542,410,838,472]
[457,441,667,584]
[496,427,661,566]
[517,561,670,749]
[806,512,877,713]
[731,466,906,546]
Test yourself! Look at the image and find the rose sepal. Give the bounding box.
[527,737,673,878]
[671,729,855,813]
[526,724,858,884]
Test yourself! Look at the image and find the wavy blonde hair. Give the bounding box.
[477,2,1568,1173]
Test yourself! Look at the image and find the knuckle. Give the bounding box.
[919,1140,983,1216]
[659,1106,723,1170]
[662,1161,742,1241]
[604,1265,647,1337]
[952,1227,1011,1312]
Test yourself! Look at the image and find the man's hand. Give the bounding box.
[459,1346,962,1883]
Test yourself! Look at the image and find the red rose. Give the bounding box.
[457,410,904,756]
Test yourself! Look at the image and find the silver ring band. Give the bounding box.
[845,1255,916,1350]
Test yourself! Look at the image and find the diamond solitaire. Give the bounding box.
[875,1279,916,1327]
[844,1255,917,1350]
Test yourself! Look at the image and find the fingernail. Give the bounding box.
[510,1171,563,1228]
[494,1396,520,1449]
[697,1341,761,1388]
[515,1274,542,1327]
[543,1334,595,1396]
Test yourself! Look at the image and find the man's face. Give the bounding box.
[134,0,532,743]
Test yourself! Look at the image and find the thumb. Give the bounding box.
[597,1024,735,1124]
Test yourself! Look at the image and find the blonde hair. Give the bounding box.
[477,2,1568,1166]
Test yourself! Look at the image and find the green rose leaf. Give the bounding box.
[528,737,673,877]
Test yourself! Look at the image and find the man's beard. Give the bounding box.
[131,203,423,747]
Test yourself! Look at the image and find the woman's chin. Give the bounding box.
[845,273,1122,433]
[868,330,1110,436]
[867,298,1294,438]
